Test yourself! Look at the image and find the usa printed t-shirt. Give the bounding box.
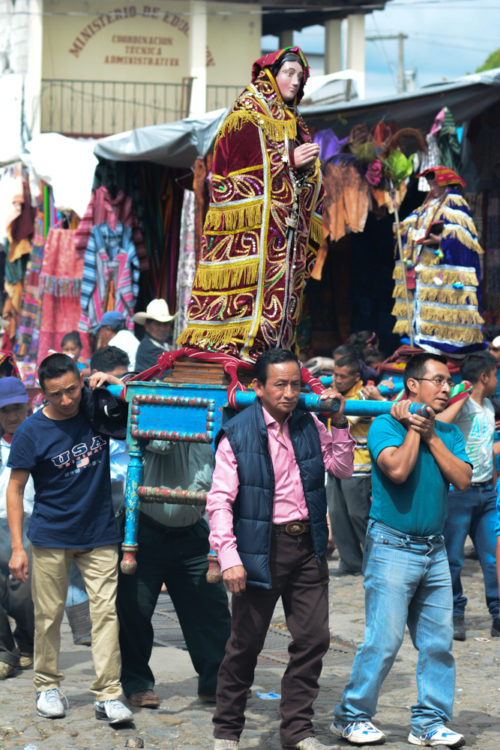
[8,409,121,548]
[368,414,470,536]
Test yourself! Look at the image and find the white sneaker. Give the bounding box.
[292,737,341,749]
[408,726,465,747]
[213,740,239,749]
[95,699,133,725]
[330,719,386,744]
[36,688,68,718]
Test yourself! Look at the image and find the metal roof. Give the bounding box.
[300,69,500,135]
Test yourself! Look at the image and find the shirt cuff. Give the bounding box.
[331,425,352,438]
[218,548,243,573]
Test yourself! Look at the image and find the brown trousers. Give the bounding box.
[213,528,330,746]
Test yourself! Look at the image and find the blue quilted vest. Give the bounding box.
[219,399,328,589]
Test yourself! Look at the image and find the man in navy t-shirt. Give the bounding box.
[6,353,133,725]
[332,353,472,748]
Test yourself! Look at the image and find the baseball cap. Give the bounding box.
[92,311,126,333]
[0,377,28,408]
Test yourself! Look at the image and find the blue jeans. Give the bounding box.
[334,520,455,735]
[444,486,499,618]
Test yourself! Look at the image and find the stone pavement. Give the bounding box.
[0,551,499,749]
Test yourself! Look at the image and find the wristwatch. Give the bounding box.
[331,417,349,429]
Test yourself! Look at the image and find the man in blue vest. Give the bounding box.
[207,348,355,750]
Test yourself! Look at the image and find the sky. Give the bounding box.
[263,0,500,99]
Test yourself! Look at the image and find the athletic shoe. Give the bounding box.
[213,740,239,749]
[453,615,466,641]
[408,726,465,747]
[36,689,68,718]
[330,719,386,744]
[490,617,500,637]
[95,699,133,725]
[291,737,341,749]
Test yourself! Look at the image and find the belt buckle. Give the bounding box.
[286,522,306,536]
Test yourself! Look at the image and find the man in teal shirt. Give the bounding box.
[331,353,472,748]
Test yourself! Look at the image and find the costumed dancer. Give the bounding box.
[392,166,484,355]
[177,47,323,362]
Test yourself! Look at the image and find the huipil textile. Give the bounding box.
[37,228,87,365]
[78,222,139,333]
[73,186,148,271]
[392,188,484,354]
[173,189,196,342]
[177,66,324,362]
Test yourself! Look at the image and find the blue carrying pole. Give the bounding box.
[233,390,428,417]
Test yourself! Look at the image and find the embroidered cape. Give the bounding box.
[177,48,324,362]
[392,187,484,354]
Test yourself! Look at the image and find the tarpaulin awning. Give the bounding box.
[93,108,227,168]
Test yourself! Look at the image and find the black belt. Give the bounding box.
[470,480,492,488]
[139,511,195,536]
[273,521,310,536]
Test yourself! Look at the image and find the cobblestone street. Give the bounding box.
[1,552,498,749]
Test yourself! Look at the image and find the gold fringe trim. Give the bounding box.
[193,260,259,291]
[420,322,484,344]
[392,264,478,287]
[441,203,478,236]
[391,301,415,318]
[392,284,478,306]
[177,320,252,348]
[216,110,297,146]
[393,319,409,335]
[309,215,323,246]
[441,225,483,254]
[204,201,263,233]
[419,305,484,326]
[420,287,478,306]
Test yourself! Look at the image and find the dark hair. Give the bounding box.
[61,331,82,349]
[270,52,304,80]
[346,330,379,359]
[38,353,80,389]
[460,351,497,384]
[91,345,130,374]
[333,344,357,359]
[335,355,360,374]
[364,348,385,366]
[254,348,299,385]
[403,353,447,392]
[484,325,500,343]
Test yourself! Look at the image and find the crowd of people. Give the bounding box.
[1,44,499,750]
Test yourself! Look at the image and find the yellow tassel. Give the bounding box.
[178,320,253,348]
[204,201,263,233]
[420,322,484,344]
[216,110,297,147]
[193,260,259,291]
[309,215,323,246]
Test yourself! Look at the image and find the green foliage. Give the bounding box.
[382,149,414,189]
[476,48,500,72]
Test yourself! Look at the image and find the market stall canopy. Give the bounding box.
[301,69,500,135]
[93,108,228,169]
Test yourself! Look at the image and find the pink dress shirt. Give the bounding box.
[207,407,355,572]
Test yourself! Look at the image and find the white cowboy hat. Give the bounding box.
[133,299,177,326]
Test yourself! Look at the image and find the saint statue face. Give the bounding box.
[275,61,304,103]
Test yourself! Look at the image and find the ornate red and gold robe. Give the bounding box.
[177,67,323,362]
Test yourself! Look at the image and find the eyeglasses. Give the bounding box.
[413,376,454,388]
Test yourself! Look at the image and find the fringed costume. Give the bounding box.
[392,167,484,355]
[177,47,324,362]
